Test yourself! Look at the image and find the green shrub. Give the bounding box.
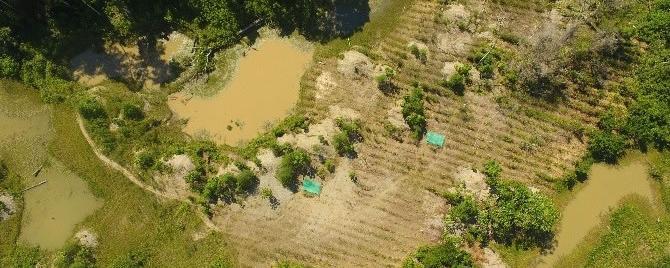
[324,159,336,173]
[376,67,396,92]
[109,249,148,268]
[78,97,107,120]
[441,64,471,95]
[333,132,354,156]
[624,97,670,149]
[402,87,427,139]
[588,131,627,163]
[402,239,473,268]
[270,142,294,157]
[449,196,479,225]
[260,187,273,199]
[0,56,19,78]
[409,44,428,64]
[185,165,208,192]
[483,160,502,180]
[135,150,157,171]
[276,149,311,188]
[468,45,503,79]
[236,169,258,193]
[202,173,238,203]
[54,243,96,268]
[122,103,144,121]
[0,159,7,182]
[332,118,362,157]
[575,157,594,182]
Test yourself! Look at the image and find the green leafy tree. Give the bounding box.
[276,149,311,188]
[78,98,107,120]
[122,103,144,121]
[402,87,427,139]
[449,196,479,225]
[489,180,559,247]
[588,131,627,163]
[403,239,474,268]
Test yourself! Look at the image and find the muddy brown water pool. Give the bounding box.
[539,152,655,267]
[0,82,102,250]
[168,37,313,145]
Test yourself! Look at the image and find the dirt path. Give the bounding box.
[76,114,220,232]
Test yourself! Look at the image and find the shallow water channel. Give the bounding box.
[0,82,102,250]
[169,37,313,145]
[539,152,655,267]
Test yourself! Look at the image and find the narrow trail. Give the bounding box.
[76,114,221,232]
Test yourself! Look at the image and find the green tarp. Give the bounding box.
[426,131,445,148]
[302,178,322,195]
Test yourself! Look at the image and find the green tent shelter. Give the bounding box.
[426,131,445,148]
[302,178,322,196]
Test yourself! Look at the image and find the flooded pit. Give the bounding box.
[19,159,102,250]
[0,81,102,250]
[168,37,313,145]
[539,153,655,267]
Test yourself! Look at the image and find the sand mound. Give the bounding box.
[441,61,460,77]
[278,105,359,152]
[453,166,489,200]
[482,248,507,268]
[0,193,15,221]
[315,71,338,99]
[75,229,98,248]
[387,99,409,130]
[444,4,470,21]
[337,50,374,78]
[438,32,474,55]
[156,154,194,198]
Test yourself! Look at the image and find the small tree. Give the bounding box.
[402,87,427,139]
